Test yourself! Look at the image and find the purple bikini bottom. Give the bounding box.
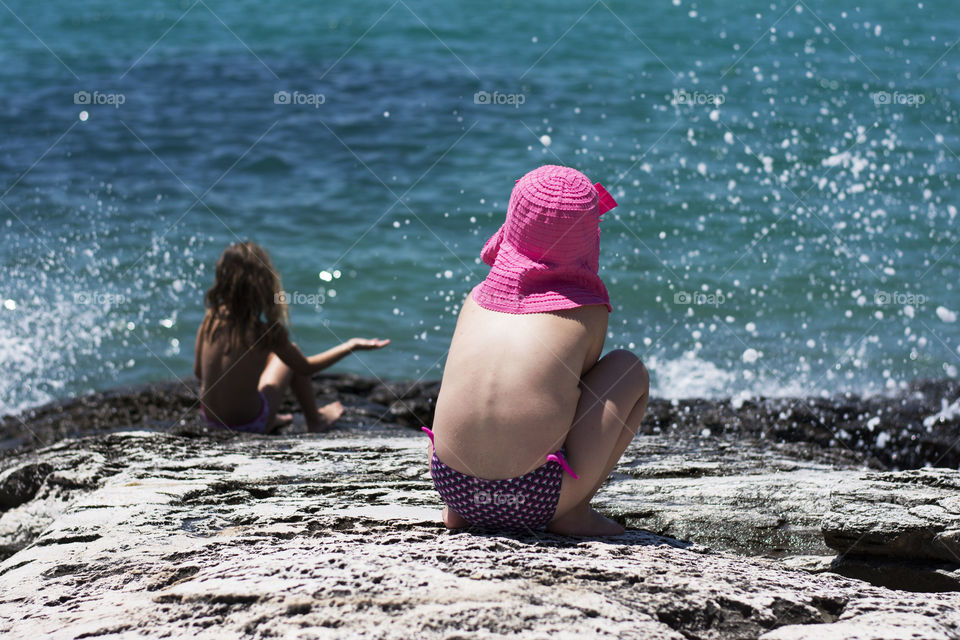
[201,391,271,434]
[423,427,577,531]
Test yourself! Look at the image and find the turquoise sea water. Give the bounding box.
[1,1,958,414]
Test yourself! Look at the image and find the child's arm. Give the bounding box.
[193,326,204,381]
[274,337,390,376]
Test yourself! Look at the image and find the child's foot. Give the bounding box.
[441,506,469,529]
[266,413,293,434]
[547,506,625,537]
[306,401,344,433]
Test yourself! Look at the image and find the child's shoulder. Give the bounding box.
[552,304,609,340]
[561,303,608,320]
[200,311,275,347]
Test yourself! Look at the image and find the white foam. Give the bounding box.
[923,398,960,428]
[875,430,891,448]
[646,352,813,401]
[648,352,736,399]
[0,296,112,416]
[0,229,207,418]
[0,328,56,415]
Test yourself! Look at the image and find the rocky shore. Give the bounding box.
[1,375,959,639]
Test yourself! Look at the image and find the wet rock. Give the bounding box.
[762,603,960,640]
[312,372,380,396]
[0,462,52,511]
[822,469,960,564]
[368,380,441,428]
[820,468,960,591]
[0,444,113,561]
[597,438,863,559]
[4,375,958,470]
[641,379,960,470]
[826,555,960,593]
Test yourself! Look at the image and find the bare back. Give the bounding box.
[196,321,271,425]
[432,293,608,479]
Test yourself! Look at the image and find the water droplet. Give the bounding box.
[936,306,957,323]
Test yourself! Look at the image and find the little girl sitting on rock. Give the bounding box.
[194,241,388,434]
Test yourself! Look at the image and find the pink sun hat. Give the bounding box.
[471,165,618,315]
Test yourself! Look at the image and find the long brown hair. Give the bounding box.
[200,241,289,353]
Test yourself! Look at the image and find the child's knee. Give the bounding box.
[606,349,649,392]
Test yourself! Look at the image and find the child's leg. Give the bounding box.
[548,349,649,536]
[290,371,343,432]
[258,353,295,430]
[260,347,344,432]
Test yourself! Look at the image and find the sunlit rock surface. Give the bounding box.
[1,375,959,638]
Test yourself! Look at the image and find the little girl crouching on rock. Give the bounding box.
[424,165,650,536]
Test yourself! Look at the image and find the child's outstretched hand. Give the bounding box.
[347,337,390,351]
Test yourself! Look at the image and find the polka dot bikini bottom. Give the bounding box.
[423,427,577,531]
